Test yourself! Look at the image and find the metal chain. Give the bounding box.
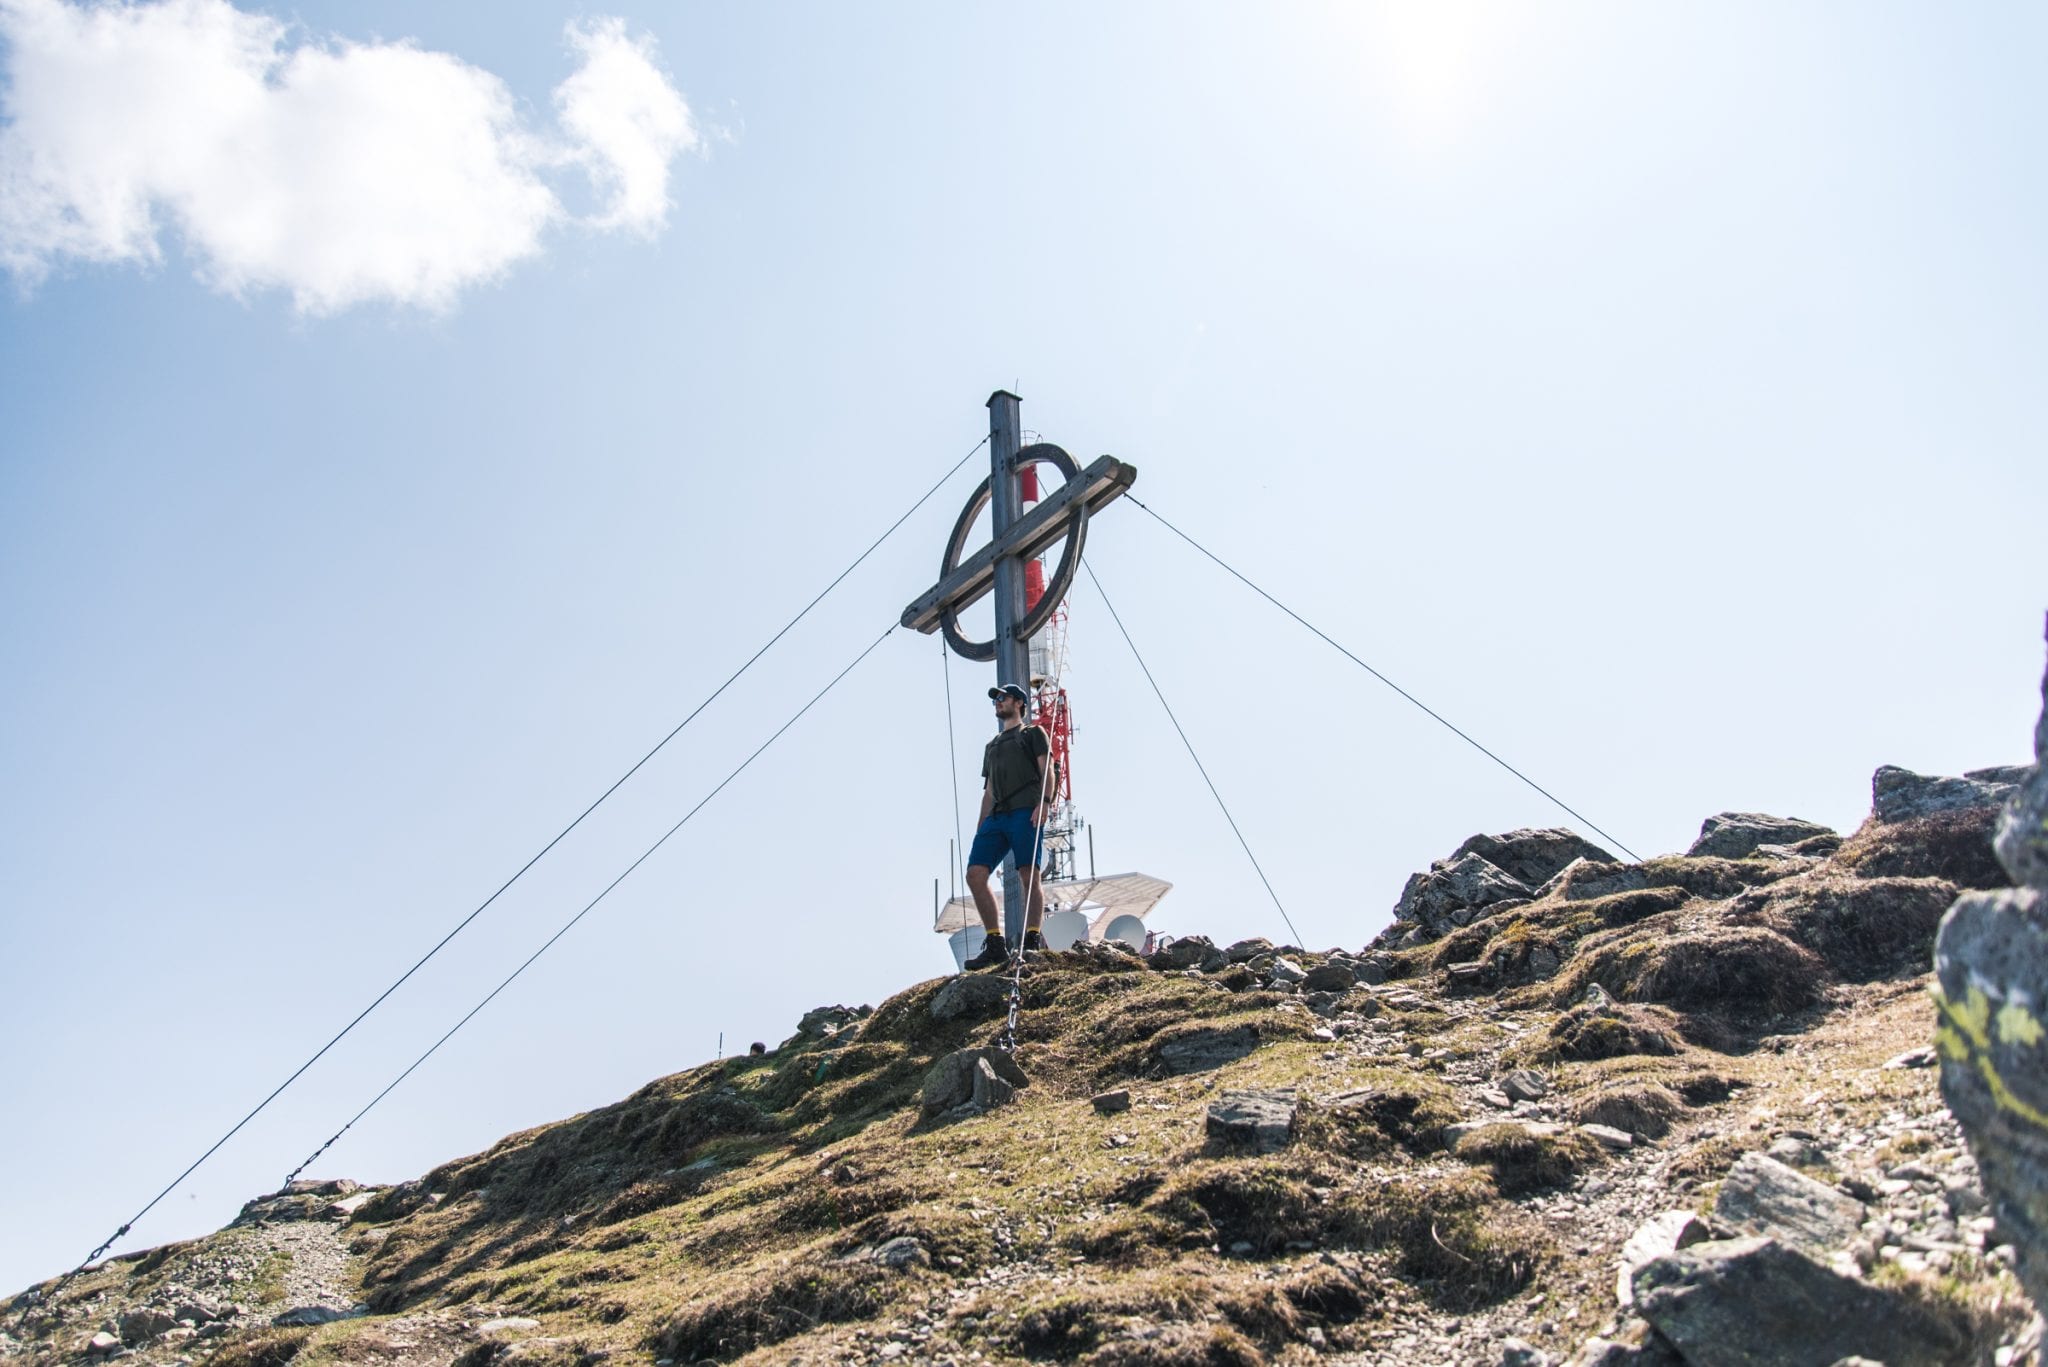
[10,1222,128,1329]
[997,717,1060,1055]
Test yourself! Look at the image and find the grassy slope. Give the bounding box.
[7,805,2034,1366]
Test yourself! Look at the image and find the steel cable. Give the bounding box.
[278,622,901,1187]
[15,435,986,1325]
[1123,494,1642,863]
[1082,560,1307,949]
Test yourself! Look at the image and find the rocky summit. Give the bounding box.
[6,743,2048,1364]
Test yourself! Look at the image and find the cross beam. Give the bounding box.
[899,452,1136,636]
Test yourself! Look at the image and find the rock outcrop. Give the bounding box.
[1686,812,1834,860]
[1876,763,2023,823]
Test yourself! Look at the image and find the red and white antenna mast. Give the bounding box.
[1020,460,1081,882]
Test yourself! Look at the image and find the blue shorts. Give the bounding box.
[968,807,1047,872]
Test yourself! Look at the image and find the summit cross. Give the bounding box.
[901,391,1137,940]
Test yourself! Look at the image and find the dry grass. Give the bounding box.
[1558,923,1824,1014]
[1451,1124,1605,1195]
[1833,811,2008,889]
[1569,1081,1688,1138]
[1528,1001,1686,1063]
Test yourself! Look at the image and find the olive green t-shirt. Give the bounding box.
[983,724,1052,813]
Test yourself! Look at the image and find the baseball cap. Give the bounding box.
[988,684,1030,704]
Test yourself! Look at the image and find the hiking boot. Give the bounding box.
[1021,931,1048,955]
[963,933,1010,971]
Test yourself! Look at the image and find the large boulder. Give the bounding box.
[1936,621,2048,1312]
[1450,829,1616,890]
[1632,1236,1965,1367]
[1936,886,2048,1306]
[1686,812,1834,860]
[1873,764,2019,823]
[1393,852,1533,938]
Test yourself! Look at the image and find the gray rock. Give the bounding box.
[1353,954,1391,985]
[325,1190,377,1220]
[1452,896,1529,928]
[1394,852,1534,937]
[795,1004,865,1039]
[1092,1089,1132,1115]
[1501,1069,1550,1102]
[476,1318,541,1335]
[971,1057,1016,1111]
[1883,1046,1937,1070]
[86,1332,122,1357]
[1527,944,1561,978]
[1454,829,1617,888]
[1155,1025,1261,1073]
[1300,961,1356,993]
[171,1302,222,1326]
[930,973,1010,1023]
[1499,1337,1552,1367]
[872,1236,930,1270]
[920,1048,1028,1118]
[1873,763,2017,823]
[1616,1210,1711,1309]
[1713,1152,1866,1255]
[1146,934,1214,970]
[1444,1118,1565,1146]
[1765,1135,1818,1166]
[1205,1089,1297,1153]
[1936,884,2048,1307]
[1224,937,1273,962]
[1934,635,2048,1308]
[272,1307,346,1327]
[1567,1333,1684,1367]
[1268,956,1308,984]
[1632,1236,1965,1367]
[1537,859,1650,902]
[1688,812,1836,860]
[1580,1123,1633,1151]
[119,1310,177,1344]
[1997,665,2048,888]
[1968,764,2035,786]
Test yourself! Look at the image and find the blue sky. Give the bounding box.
[3,0,2044,1295]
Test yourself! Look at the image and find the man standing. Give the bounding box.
[961,683,1054,970]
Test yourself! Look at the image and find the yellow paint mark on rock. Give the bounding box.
[1935,988,2048,1132]
[1997,1002,2046,1048]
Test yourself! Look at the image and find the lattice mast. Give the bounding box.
[1020,463,1082,883]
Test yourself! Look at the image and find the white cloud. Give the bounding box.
[0,0,699,313]
[556,18,693,236]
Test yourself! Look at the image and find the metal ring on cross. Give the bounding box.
[938,443,1088,663]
